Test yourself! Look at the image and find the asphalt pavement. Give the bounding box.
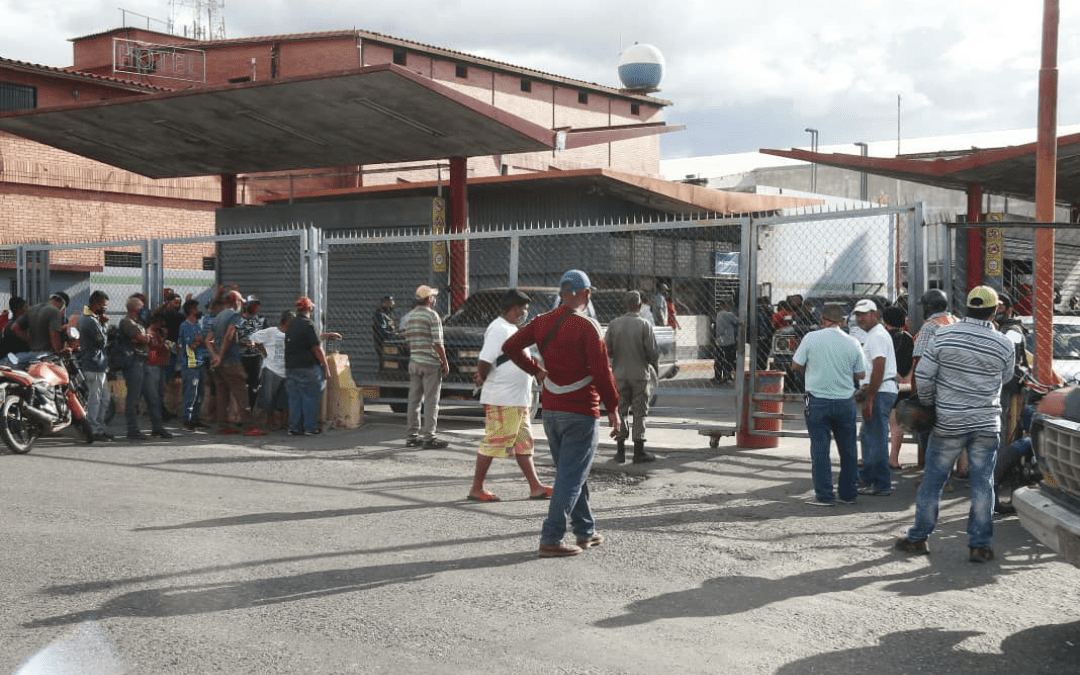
[2,402,1078,674]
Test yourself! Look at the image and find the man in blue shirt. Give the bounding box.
[792,304,867,506]
[177,299,208,430]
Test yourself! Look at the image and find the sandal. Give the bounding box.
[467,490,500,503]
[529,485,554,500]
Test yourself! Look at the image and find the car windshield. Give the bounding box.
[1025,321,1080,359]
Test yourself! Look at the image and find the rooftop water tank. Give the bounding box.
[618,43,664,91]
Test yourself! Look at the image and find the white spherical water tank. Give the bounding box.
[618,43,664,91]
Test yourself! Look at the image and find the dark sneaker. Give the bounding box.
[288,429,305,436]
[538,542,583,558]
[151,429,174,439]
[127,432,147,441]
[405,436,422,447]
[422,437,449,449]
[182,422,197,431]
[895,537,930,555]
[969,546,995,563]
[807,498,835,507]
[92,433,114,442]
[837,498,857,504]
[306,429,322,436]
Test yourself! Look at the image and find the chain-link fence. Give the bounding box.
[4,203,945,438]
[943,219,1076,386]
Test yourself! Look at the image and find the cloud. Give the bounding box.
[5,0,1080,158]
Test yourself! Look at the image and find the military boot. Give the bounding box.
[632,440,656,463]
[614,439,626,464]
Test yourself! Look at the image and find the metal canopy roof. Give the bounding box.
[0,64,559,179]
[762,131,1080,206]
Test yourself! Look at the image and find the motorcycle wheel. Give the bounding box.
[1,393,42,454]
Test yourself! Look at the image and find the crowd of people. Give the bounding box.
[791,285,1025,563]
[0,285,343,442]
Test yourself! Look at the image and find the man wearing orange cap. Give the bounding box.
[403,285,450,448]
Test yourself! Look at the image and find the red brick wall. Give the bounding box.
[0,68,145,107]
[0,185,215,267]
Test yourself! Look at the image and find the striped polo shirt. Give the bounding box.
[914,317,1015,435]
[403,304,444,367]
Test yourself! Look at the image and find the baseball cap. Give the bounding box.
[50,291,70,308]
[415,285,439,301]
[246,294,260,305]
[624,290,642,308]
[559,269,594,293]
[295,296,314,310]
[852,298,878,314]
[967,285,998,308]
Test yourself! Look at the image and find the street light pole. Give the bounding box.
[804,128,819,193]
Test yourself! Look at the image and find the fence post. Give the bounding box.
[148,239,163,305]
[909,203,926,329]
[735,215,756,438]
[508,234,520,287]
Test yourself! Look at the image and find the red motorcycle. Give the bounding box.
[0,347,93,454]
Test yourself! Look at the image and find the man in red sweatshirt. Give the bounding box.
[503,269,620,558]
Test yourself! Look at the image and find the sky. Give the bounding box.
[5,0,1080,160]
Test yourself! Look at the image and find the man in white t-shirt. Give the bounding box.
[467,290,553,502]
[853,299,899,496]
[250,310,293,431]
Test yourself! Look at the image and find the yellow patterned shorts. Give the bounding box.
[478,405,534,458]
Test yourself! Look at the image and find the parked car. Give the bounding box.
[375,287,678,412]
[1020,315,1080,385]
[1013,391,1080,567]
[768,294,889,392]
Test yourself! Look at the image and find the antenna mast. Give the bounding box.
[168,0,226,40]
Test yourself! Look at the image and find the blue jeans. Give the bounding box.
[182,366,205,424]
[858,391,897,492]
[907,430,999,549]
[124,359,164,434]
[84,369,110,435]
[540,410,599,545]
[286,365,325,433]
[805,395,859,503]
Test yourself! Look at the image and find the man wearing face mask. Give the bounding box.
[79,291,112,442]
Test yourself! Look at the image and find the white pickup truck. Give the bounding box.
[1013,389,1080,567]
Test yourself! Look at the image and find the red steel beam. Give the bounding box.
[1034,0,1060,384]
[966,183,983,290]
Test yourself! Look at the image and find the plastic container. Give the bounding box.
[736,370,785,448]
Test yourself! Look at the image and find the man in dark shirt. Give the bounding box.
[12,292,68,354]
[0,297,29,358]
[284,296,333,436]
[372,295,396,353]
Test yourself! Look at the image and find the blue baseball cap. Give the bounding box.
[559,269,594,293]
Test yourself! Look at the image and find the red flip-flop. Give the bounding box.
[467,490,500,503]
[529,485,554,500]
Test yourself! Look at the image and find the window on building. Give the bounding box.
[578,91,589,105]
[392,49,407,66]
[0,82,37,112]
[0,250,15,264]
[631,103,640,116]
[520,79,532,93]
[455,64,468,79]
[104,251,142,268]
[202,256,216,271]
